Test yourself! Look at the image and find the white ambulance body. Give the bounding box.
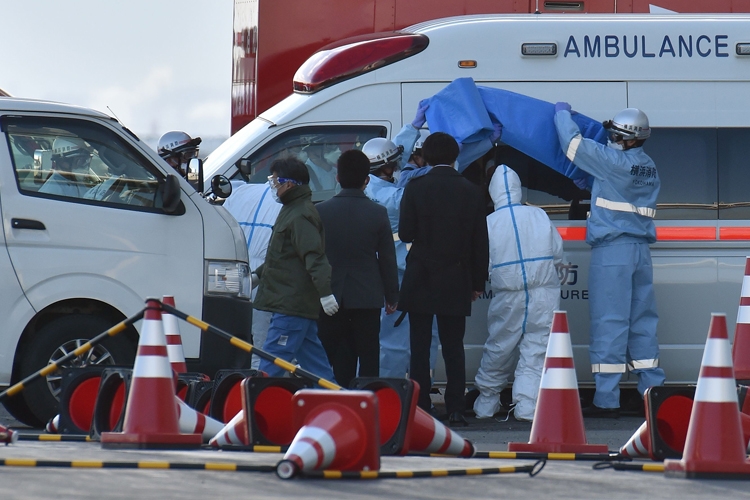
[204,13,750,388]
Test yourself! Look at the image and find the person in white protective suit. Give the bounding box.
[222,182,282,369]
[473,165,563,421]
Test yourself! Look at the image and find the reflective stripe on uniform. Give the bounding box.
[591,363,626,373]
[628,359,659,370]
[566,135,582,162]
[595,197,656,218]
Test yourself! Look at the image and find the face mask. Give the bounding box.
[268,180,281,203]
[323,147,340,165]
[607,140,624,151]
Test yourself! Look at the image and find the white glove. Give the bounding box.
[320,294,339,316]
[251,273,260,289]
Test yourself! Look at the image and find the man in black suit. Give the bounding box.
[316,149,399,388]
[398,132,489,427]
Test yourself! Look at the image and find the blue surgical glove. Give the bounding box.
[574,177,589,190]
[554,102,572,113]
[490,122,503,142]
[412,103,428,128]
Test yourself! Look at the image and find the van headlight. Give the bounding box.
[205,261,251,299]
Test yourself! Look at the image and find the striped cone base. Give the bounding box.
[101,299,201,449]
[619,421,651,458]
[665,314,750,478]
[45,414,60,434]
[209,410,249,448]
[162,295,188,374]
[408,407,474,457]
[0,424,17,445]
[276,390,380,479]
[176,398,224,443]
[509,311,608,453]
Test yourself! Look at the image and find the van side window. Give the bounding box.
[4,117,161,208]
[718,129,750,220]
[233,126,387,202]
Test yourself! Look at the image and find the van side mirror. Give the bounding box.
[210,175,233,199]
[162,174,182,213]
[187,157,204,192]
[237,158,252,182]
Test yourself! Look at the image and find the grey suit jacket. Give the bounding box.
[316,188,399,309]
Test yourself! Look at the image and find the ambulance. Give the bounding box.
[0,97,252,426]
[204,13,750,391]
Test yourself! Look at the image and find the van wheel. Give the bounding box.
[18,315,136,428]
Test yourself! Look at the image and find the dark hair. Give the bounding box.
[336,149,370,188]
[269,156,310,185]
[422,132,459,166]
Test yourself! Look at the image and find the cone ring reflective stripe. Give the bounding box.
[619,421,650,458]
[45,415,60,434]
[409,407,474,457]
[162,296,188,374]
[665,313,750,478]
[209,410,249,448]
[0,424,17,445]
[733,257,750,380]
[509,311,608,453]
[176,398,224,443]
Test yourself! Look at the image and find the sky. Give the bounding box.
[2,0,234,147]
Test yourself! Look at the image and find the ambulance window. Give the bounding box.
[235,125,387,202]
[647,128,717,220]
[3,116,165,211]
[717,129,750,220]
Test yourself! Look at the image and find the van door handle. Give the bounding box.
[11,218,46,230]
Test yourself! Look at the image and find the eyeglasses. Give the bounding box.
[268,175,302,187]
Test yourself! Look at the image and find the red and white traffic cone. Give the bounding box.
[620,421,651,458]
[734,258,750,381]
[162,296,188,375]
[209,410,249,448]
[0,423,18,445]
[276,390,380,479]
[100,299,201,449]
[407,406,474,457]
[176,398,224,443]
[665,313,750,478]
[508,311,608,453]
[46,414,60,434]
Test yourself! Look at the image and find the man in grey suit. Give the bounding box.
[316,149,400,388]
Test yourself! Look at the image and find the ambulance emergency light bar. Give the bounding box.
[293,33,429,94]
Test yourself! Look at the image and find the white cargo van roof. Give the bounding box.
[0,97,114,120]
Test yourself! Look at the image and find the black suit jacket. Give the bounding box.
[398,167,489,316]
[316,188,399,309]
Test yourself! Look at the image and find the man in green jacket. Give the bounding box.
[253,157,339,383]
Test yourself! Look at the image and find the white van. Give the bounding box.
[0,97,252,426]
[203,13,750,392]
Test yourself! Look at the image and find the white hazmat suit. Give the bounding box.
[473,165,563,421]
[222,182,282,370]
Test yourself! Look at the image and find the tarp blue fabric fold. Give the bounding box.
[421,77,606,183]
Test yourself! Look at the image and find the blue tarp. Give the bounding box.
[419,77,607,184]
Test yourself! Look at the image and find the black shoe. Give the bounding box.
[448,411,469,427]
[581,404,620,419]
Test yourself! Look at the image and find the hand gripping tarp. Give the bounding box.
[419,77,607,185]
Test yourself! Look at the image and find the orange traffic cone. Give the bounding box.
[176,398,224,443]
[0,423,18,444]
[162,296,188,374]
[276,389,380,479]
[208,410,249,447]
[620,421,651,458]
[508,311,608,453]
[101,299,201,449]
[665,313,750,478]
[408,406,474,457]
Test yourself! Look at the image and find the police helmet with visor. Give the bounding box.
[362,137,404,173]
[157,131,202,163]
[51,137,92,169]
[602,108,650,142]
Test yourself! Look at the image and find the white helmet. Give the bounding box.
[362,137,404,171]
[604,108,650,140]
[157,131,202,159]
[51,137,91,166]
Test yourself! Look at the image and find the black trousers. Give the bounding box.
[317,308,380,389]
[409,312,466,414]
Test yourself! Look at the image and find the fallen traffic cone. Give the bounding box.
[408,406,474,457]
[665,313,750,479]
[176,398,224,443]
[243,377,312,446]
[100,299,201,449]
[508,311,608,453]
[46,414,60,434]
[208,410,249,447]
[0,423,18,444]
[276,389,380,479]
[162,295,188,374]
[620,421,651,458]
